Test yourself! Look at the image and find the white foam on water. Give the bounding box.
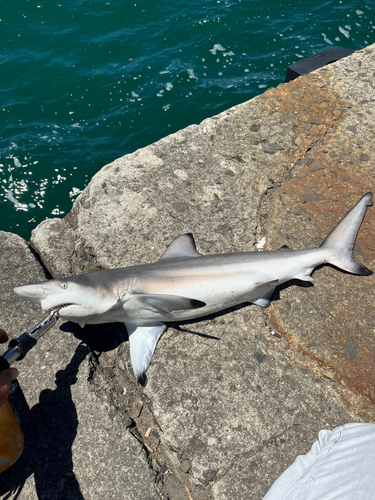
[339,26,350,38]
[69,187,82,199]
[13,157,22,168]
[321,33,333,44]
[5,189,28,211]
[187,68,197,80]
[209,43,225,55]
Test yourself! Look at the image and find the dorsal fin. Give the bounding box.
[159,233,202,260]
[278,245,293,252]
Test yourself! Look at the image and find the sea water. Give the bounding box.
[1,0,374,239]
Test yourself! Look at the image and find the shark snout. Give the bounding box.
[14,284,47,303]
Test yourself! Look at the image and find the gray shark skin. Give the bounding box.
[15,192,373,383]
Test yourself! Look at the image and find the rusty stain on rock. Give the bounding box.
[259,68,375,410]
[263,73,343,161]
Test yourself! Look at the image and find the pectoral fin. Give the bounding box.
[126,323,166,384]
[123,293,206,320]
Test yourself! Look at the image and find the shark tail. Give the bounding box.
[319,192,373,275]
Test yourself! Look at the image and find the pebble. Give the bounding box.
[179,459,192,473]
[345,338,360,361]
[304,194,317,201]
[264,143,284,154]
[321,370,335,381]
[267,143,284,150]
[254,352,267,364]
[172,202,188,212]
[346,125,357,133]
[203,469,219,482]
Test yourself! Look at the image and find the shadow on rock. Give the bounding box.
[0,343,89,500]
[60,321,128,352]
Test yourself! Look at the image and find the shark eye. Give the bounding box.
[60,281,68,289]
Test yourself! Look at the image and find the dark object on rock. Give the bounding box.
[179,459,192,473]
[285,49,356,83]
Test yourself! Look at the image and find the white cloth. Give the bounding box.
[263,423,375,500]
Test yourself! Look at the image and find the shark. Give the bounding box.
[14,192,372,383]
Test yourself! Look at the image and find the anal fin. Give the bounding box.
[126,323,166,384]
[295,271,314,282]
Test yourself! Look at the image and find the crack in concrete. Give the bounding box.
[86,350,206,500]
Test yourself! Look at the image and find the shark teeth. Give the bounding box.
[48,303,74,314]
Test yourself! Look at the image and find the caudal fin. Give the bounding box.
[320,192,373,275]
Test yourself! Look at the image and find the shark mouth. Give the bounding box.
[48,303,75,315]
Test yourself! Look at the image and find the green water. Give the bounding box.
[1,0,374,239]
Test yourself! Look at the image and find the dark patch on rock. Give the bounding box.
[254,352,267,364]
[203,469,219,482]
[172,202,188,212]
[264,143,284,153]
[179,459,192,473]
[345,338,360,361]
[346,125,357,133]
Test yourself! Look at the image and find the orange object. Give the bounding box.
[0,401,24,473]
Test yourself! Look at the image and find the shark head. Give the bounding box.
[14,274,119,322]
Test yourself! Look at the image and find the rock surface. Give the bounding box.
[1,45,375,499]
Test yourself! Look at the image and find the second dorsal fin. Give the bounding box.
[159,233,202,260]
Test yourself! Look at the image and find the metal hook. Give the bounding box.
[0,311,59,370]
